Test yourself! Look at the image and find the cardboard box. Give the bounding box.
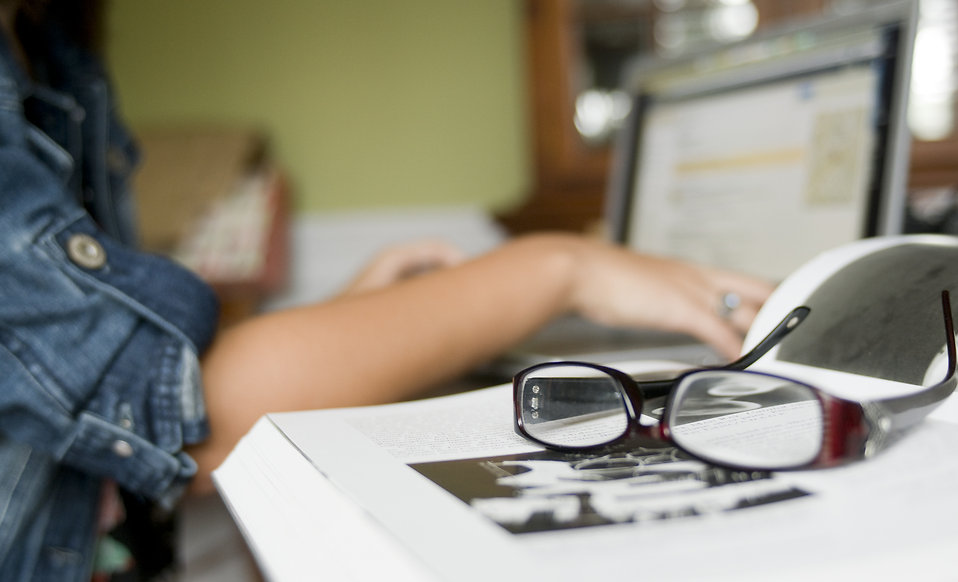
[133,127,268,253]
[132,127,289,326]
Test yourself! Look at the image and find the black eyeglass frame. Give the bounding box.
[513,291,957,470]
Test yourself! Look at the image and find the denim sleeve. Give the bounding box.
[0,143,220,506]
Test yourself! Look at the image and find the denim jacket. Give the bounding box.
[0,17,219,582]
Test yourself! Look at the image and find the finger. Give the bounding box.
[690,267,774,332]
[726,301,760,334]
[687,311,748,361]
[408,240,468,271]
[341,239,466,296]
[705,269,777,304]
[663,273,764,358]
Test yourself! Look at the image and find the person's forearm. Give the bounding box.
[310,234,582,395]
[187,234,586,493]
[211,233,581,401]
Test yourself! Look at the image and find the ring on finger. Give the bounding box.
[717,291,741,320]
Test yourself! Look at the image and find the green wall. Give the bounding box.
[106,1,530,215]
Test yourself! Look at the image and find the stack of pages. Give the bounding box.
[214,235,958,582]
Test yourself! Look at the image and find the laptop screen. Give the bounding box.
[607,1,917,283]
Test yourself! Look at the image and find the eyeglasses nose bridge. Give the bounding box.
[611,372,676,444]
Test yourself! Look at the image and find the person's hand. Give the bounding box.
[340,239,466,296]
[568,239,775,360]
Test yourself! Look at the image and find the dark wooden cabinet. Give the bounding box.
[498,0,628,235]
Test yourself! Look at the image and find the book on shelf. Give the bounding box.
[213,234,958,582]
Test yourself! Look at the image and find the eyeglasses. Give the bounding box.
[513,291,957,471]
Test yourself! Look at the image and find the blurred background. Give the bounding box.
[106,1,528,216]
[106,0,958,235]
[104,0,958,318]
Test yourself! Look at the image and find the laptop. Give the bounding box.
[493,0,919,376]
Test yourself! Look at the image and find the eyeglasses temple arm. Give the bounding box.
[724,306,811,371]
[865,291,957,439]
[636,305,812,400]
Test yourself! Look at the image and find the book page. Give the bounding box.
[265,378,958,582]
[330,383,536,463]
[743,235,958,421]
[220,235,958,581]
[293,360,688,464]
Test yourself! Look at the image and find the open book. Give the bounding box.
[213,235,958,582]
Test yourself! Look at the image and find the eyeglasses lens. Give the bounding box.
[519,365,629,448]
[668,370,824,469]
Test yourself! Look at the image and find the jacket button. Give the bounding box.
[106,146,132,174]
[112,440,134,458]
[67,234,107,269]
